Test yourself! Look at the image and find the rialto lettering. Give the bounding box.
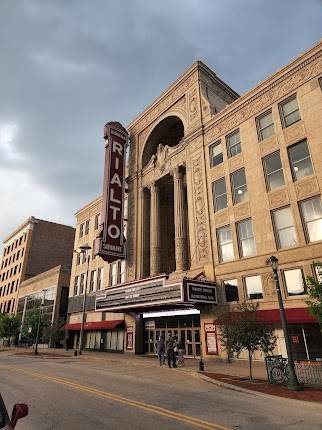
[94,122,128,263]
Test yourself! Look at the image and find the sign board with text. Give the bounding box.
[184,279,217,304]
[94,121,128,262]
[95,277,183,311]
[204,323,218,355]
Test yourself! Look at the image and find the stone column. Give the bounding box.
[141,187,150,278]
[150,182,161,276]
[173,166,188,272]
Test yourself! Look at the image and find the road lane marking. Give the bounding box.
[0,364,231,430]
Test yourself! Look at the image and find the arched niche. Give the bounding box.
[141,116,184,169]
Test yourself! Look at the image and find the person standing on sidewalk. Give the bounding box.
[156,335,165,366]
[165,333,176,368]
[176,337,185,367]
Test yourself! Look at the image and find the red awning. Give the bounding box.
[65,320,124,331]
[256,308,316,324]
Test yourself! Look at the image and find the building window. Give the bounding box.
[226,130,241,158]
[76,253,81,266]
[231,168,248,204]
[284,268,306,296]
[237,219,256,258]
[300,197,322,243]
[256,109,275,141]
[223,279,239,302]
[279,95,301,128]
[79,274,85,295]
[89,270,97,293]
[85,220,90,235]
[109,262,118,286]
[94,214,100,230]
[97,268,103,290]
[120,260,126,284]
[217,225,234,262]
[79,223,84,238]
[73,276,79,296]
[209,141,223,167]
[245,275,263,300]
[288,140,313,182]
[263,151,285,191]
[272,206,298,249]
[212,178,228,212]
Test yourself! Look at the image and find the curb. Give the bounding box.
[195,372,322,408]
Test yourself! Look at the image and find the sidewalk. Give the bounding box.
[1,345,267,378]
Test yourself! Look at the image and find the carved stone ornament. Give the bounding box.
[205,52,322,144]
[262,272,276,297]
[130,75,196,135]
[155,143,169,172]
[192,155,209,261]
[233,202,250,220]
[260,136,279,157]
[295,176,319,200]
[268,188,289,209]
[189,88,199,122]
[215,209,229,226]
[228,153,244,173]
[210,167,225,184]
[284,121,306,145]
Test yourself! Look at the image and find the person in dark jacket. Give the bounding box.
[165,334,176,368]
[156,336,165,366]
[176,337,185,366]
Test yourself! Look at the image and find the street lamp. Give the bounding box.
[266,255,301,391]
[74,244,91,355]
[34,291,45,355]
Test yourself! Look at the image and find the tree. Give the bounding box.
[0,314,21,345]
[44,317,66,347]
[216,302,277,380]
[306,267,322,332]
[21,308,49,346]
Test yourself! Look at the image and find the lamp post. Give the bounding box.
[266,255,301,391]
[34,291,45,355]
[74,245,91,355]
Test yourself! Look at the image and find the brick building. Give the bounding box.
[0,217,75,315]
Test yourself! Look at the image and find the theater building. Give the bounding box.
[68,40,322,360]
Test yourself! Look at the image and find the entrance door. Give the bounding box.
[145,327,201,357]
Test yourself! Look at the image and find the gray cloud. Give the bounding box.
[0,0,321,249]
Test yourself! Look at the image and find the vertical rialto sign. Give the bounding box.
[94,121,128,262]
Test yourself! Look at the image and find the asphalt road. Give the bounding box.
[0,354,322,430]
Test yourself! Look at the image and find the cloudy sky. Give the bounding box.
[0,0,321,249]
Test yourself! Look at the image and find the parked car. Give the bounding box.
[0,394,28,429]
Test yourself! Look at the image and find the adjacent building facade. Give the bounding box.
[66,197,126,352]
[67,41,322,360]
[0,217,75,315]
[17,265,71,347]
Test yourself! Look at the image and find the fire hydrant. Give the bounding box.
[199,358,205,371]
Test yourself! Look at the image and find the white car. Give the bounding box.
[0,395,28,429]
